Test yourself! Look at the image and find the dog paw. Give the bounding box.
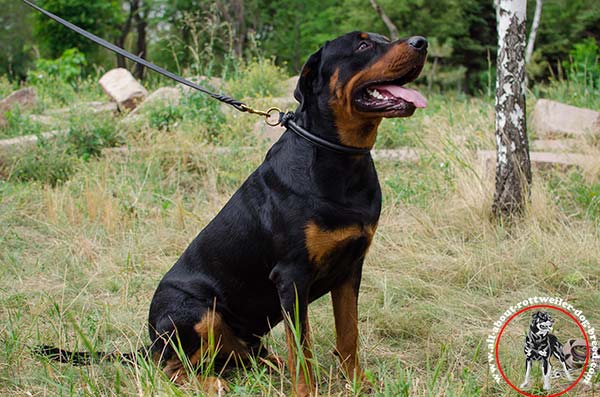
[543,382,551,391]
[259,353,285,369]
[519,382,529,389]
[202,376,230,396]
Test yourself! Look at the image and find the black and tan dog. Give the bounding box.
[38,32,428,396]
[520,311,572,391]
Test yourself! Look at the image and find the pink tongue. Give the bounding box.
[374,85,427,108]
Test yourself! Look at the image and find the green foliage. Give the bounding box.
[564,38,600,89]
[533,39,600,110]
[151,1,237,78]
[382,158,451,208]
[532,0,600,78]
[32,0,122,59]
[27,48,87,85]
[5,114,120,185]
[2,0,598,95]
[226,58,287,98]
[66,114,122,160]
[0,76,16,98]
[7,140,78,186]
[0,0,34,80]
[547,171,600,221]
[0,107,42,140]
[180,90,226,135]
[256,0,347,72]
[25,71,106,112]
[148,104,183,132]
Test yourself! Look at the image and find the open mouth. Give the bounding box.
[353,67,427,117]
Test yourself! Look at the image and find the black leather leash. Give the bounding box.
[22,0,371,156]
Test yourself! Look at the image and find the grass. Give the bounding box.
[1,63,600,396]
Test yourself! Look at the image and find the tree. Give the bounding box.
[32,0,122,59]
[217,0,246,57]
[133,0,148,79]
[492,0,531,217]
[115,0,138,69]
[368,0,399,40]
[525,0,543,63]
[0,0,34,80]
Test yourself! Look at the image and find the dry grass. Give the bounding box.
[1,90,599,396]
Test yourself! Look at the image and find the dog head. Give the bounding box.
[294,31,427,149]
[530,311,554,336]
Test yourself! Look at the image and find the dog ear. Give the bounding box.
[294,47,324,111]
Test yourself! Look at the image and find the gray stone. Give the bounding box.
[0,130,66,158]
[29,114,56,126]
[0,87,36,127]
[478,149,595,168]
[44,101,118,117]
[531,99,600,137]
[531,139,580,152]
[129,87,181,116]
[99,68,148,111]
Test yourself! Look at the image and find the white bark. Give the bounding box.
[493,0,531,217]
[525,0,543,63]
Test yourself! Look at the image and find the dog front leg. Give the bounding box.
[542,359,552,390]
[520,359,531,389]
[553,349,573,381]
[331,274,362,382]
[271,266,314,397]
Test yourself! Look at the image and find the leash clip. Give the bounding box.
[240,105,282,126]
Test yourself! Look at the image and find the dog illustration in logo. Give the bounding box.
[520,311,572,390]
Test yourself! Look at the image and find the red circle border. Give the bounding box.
[494,304,590,397]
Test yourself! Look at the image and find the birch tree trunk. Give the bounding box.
[493,0,531,217]
[525,0,543,63]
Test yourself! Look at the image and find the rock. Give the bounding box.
[478,150,595,168]
[45,101,118,116]
[531,139,580,152]
[129,87,181,116]
[99,68,148,111]
[0,130,66,158]
[29,114,56,126]
[0,88,36,127]
[86,101,119,114]
[531,99,600,137]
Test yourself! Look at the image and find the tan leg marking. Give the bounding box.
[331,280,361,380]
[160,310,249,394]
[285,313,315,397]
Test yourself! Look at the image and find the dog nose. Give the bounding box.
[407,36,427,51]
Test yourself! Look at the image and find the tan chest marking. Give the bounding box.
[304,221,377,265]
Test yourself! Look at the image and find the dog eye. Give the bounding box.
[356,41,372,52]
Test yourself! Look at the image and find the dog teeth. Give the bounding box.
[367,89,385,100]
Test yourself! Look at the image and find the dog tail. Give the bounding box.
[33,344,151,366]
